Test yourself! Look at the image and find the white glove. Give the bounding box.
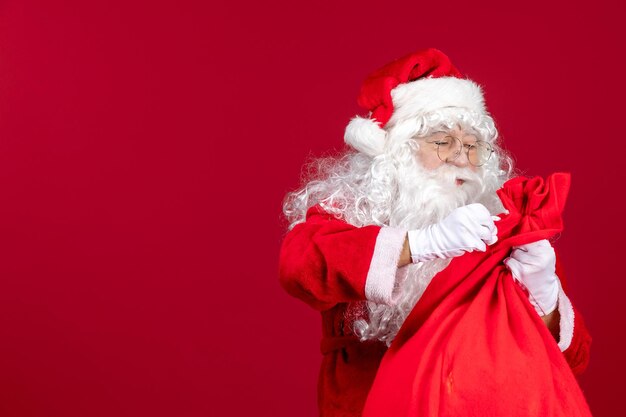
[407,203,499,263]
[504,239,560,316]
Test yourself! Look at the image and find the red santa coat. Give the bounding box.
[279,205,591,417]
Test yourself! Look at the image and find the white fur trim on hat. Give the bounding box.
[344,116,386,157]
[387,77,486,126]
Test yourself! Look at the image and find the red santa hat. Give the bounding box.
[344,48,487,156]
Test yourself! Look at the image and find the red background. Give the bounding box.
[0,1,624,416]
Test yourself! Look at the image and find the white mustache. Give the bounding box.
[426,165,481,185]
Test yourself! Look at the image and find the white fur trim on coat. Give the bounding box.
[364,226,407,305]
[556,281,575,352]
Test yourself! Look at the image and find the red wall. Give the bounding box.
[0,1,623,416]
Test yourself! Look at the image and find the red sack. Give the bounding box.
[363,173,592,417]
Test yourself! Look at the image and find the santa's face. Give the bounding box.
[415,126,481,180]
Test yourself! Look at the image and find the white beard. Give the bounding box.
[351,163,505,345]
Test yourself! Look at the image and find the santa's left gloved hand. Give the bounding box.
[504,239,560,316]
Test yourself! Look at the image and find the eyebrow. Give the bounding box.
[447,132,483,143]
[461,132,479,139]
[427,128,481,140]
[439,130,479,139]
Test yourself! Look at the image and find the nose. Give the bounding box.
[448,148,470,168]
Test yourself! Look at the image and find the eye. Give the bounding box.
[433,136,454,145]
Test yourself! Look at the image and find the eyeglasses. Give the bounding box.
[422,136,494,167]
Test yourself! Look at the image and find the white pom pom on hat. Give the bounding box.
[344,48,487,157]
[344,116,387,157]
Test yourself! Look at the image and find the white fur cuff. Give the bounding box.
[364,226,407,305]
[556,281,575,352]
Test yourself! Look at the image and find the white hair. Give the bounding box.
[282,107,515,344]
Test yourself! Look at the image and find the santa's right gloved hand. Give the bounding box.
[407,203,499,263]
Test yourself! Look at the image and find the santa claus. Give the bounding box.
[279,48,591,417]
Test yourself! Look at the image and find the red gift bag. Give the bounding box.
[363,173,592,417]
